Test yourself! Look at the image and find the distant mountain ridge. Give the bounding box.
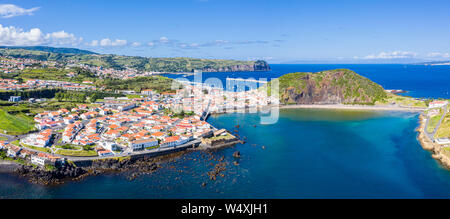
[416,61,450,66]
[0,46,97,55]
[0,46,270,73]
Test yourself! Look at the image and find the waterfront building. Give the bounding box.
[429,101,448,109]
[160,136,181,148]
[31,153,65,166]
[130,138,159,151]
[6,145,22,158]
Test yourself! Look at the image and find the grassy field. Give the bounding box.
[427,110,443,133]
[13,140,53,153]
[376,93,428,108]
[436,115,450,139]
[126,94,143,99]
[55,149,98,157]
[0,109,36,135]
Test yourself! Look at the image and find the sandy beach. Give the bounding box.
[210,104,426,116]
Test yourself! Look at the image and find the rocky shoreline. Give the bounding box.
[8,150,192,185]
[0,161,22,173]
[417,114,450,169]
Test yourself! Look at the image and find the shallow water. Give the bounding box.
[2,109,450,198]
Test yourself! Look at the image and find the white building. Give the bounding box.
[160,136,182,148]
[130,138,158,151]
[31,155,46,166]
[118,103,136,112]
[429,101,448,109]
[436,138,450,145]
[99,141,119,151]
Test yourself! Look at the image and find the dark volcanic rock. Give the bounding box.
[17,164,86,185]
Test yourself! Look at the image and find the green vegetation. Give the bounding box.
[17,67,97,83]
[377,93,428,108]
[19,141,52,153]
[126,94,143,99]
[427,111,443,133]
[0,109,35,135]
[172,110,195,118]
[0,46,96,55]
[55,144,78,150]
[45,164,57,171]
[263,69,387,105]
[55,148,98,157]
[97,76,179,93]
[209,133,235,141]
[203,133,236,145]
[0,47,268,73]
[0,150,26,165]
[436,114,450,139]
[0,88,62,101]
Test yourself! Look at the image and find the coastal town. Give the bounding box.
[0,49,449,182]
[0,54,279,170]
[0,88,257,168]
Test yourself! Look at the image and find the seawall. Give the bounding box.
[73,143,198,167]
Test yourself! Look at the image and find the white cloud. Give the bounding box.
[88,40,99,46]
[0,4,40,18]
[88,38,128,47]
[45,31,82,45]
[0,24,81,46]
[427,52,450,58]
[130,42,141,47]
[354,51,418,59]
[159,36,169,43]
[147,42,155,46]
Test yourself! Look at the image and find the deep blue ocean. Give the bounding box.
[164,64,450,99]
[1,64,450,199]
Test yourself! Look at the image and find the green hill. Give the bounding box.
[0,46,96,55]
[263,69,387,105]
[0,47,270,73]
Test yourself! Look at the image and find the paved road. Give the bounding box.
[68,139,201,162]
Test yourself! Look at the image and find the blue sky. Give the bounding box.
[0,0,450,63]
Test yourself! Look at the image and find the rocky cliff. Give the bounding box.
[202,60,270,72]
[264,69,387,105]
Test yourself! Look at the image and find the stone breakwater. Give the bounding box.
[417,114,450,169]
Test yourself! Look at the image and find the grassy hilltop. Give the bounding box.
[263,69,388,105]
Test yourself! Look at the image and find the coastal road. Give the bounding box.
[55,139,201,162]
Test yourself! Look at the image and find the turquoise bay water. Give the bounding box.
[3,109,450,198]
